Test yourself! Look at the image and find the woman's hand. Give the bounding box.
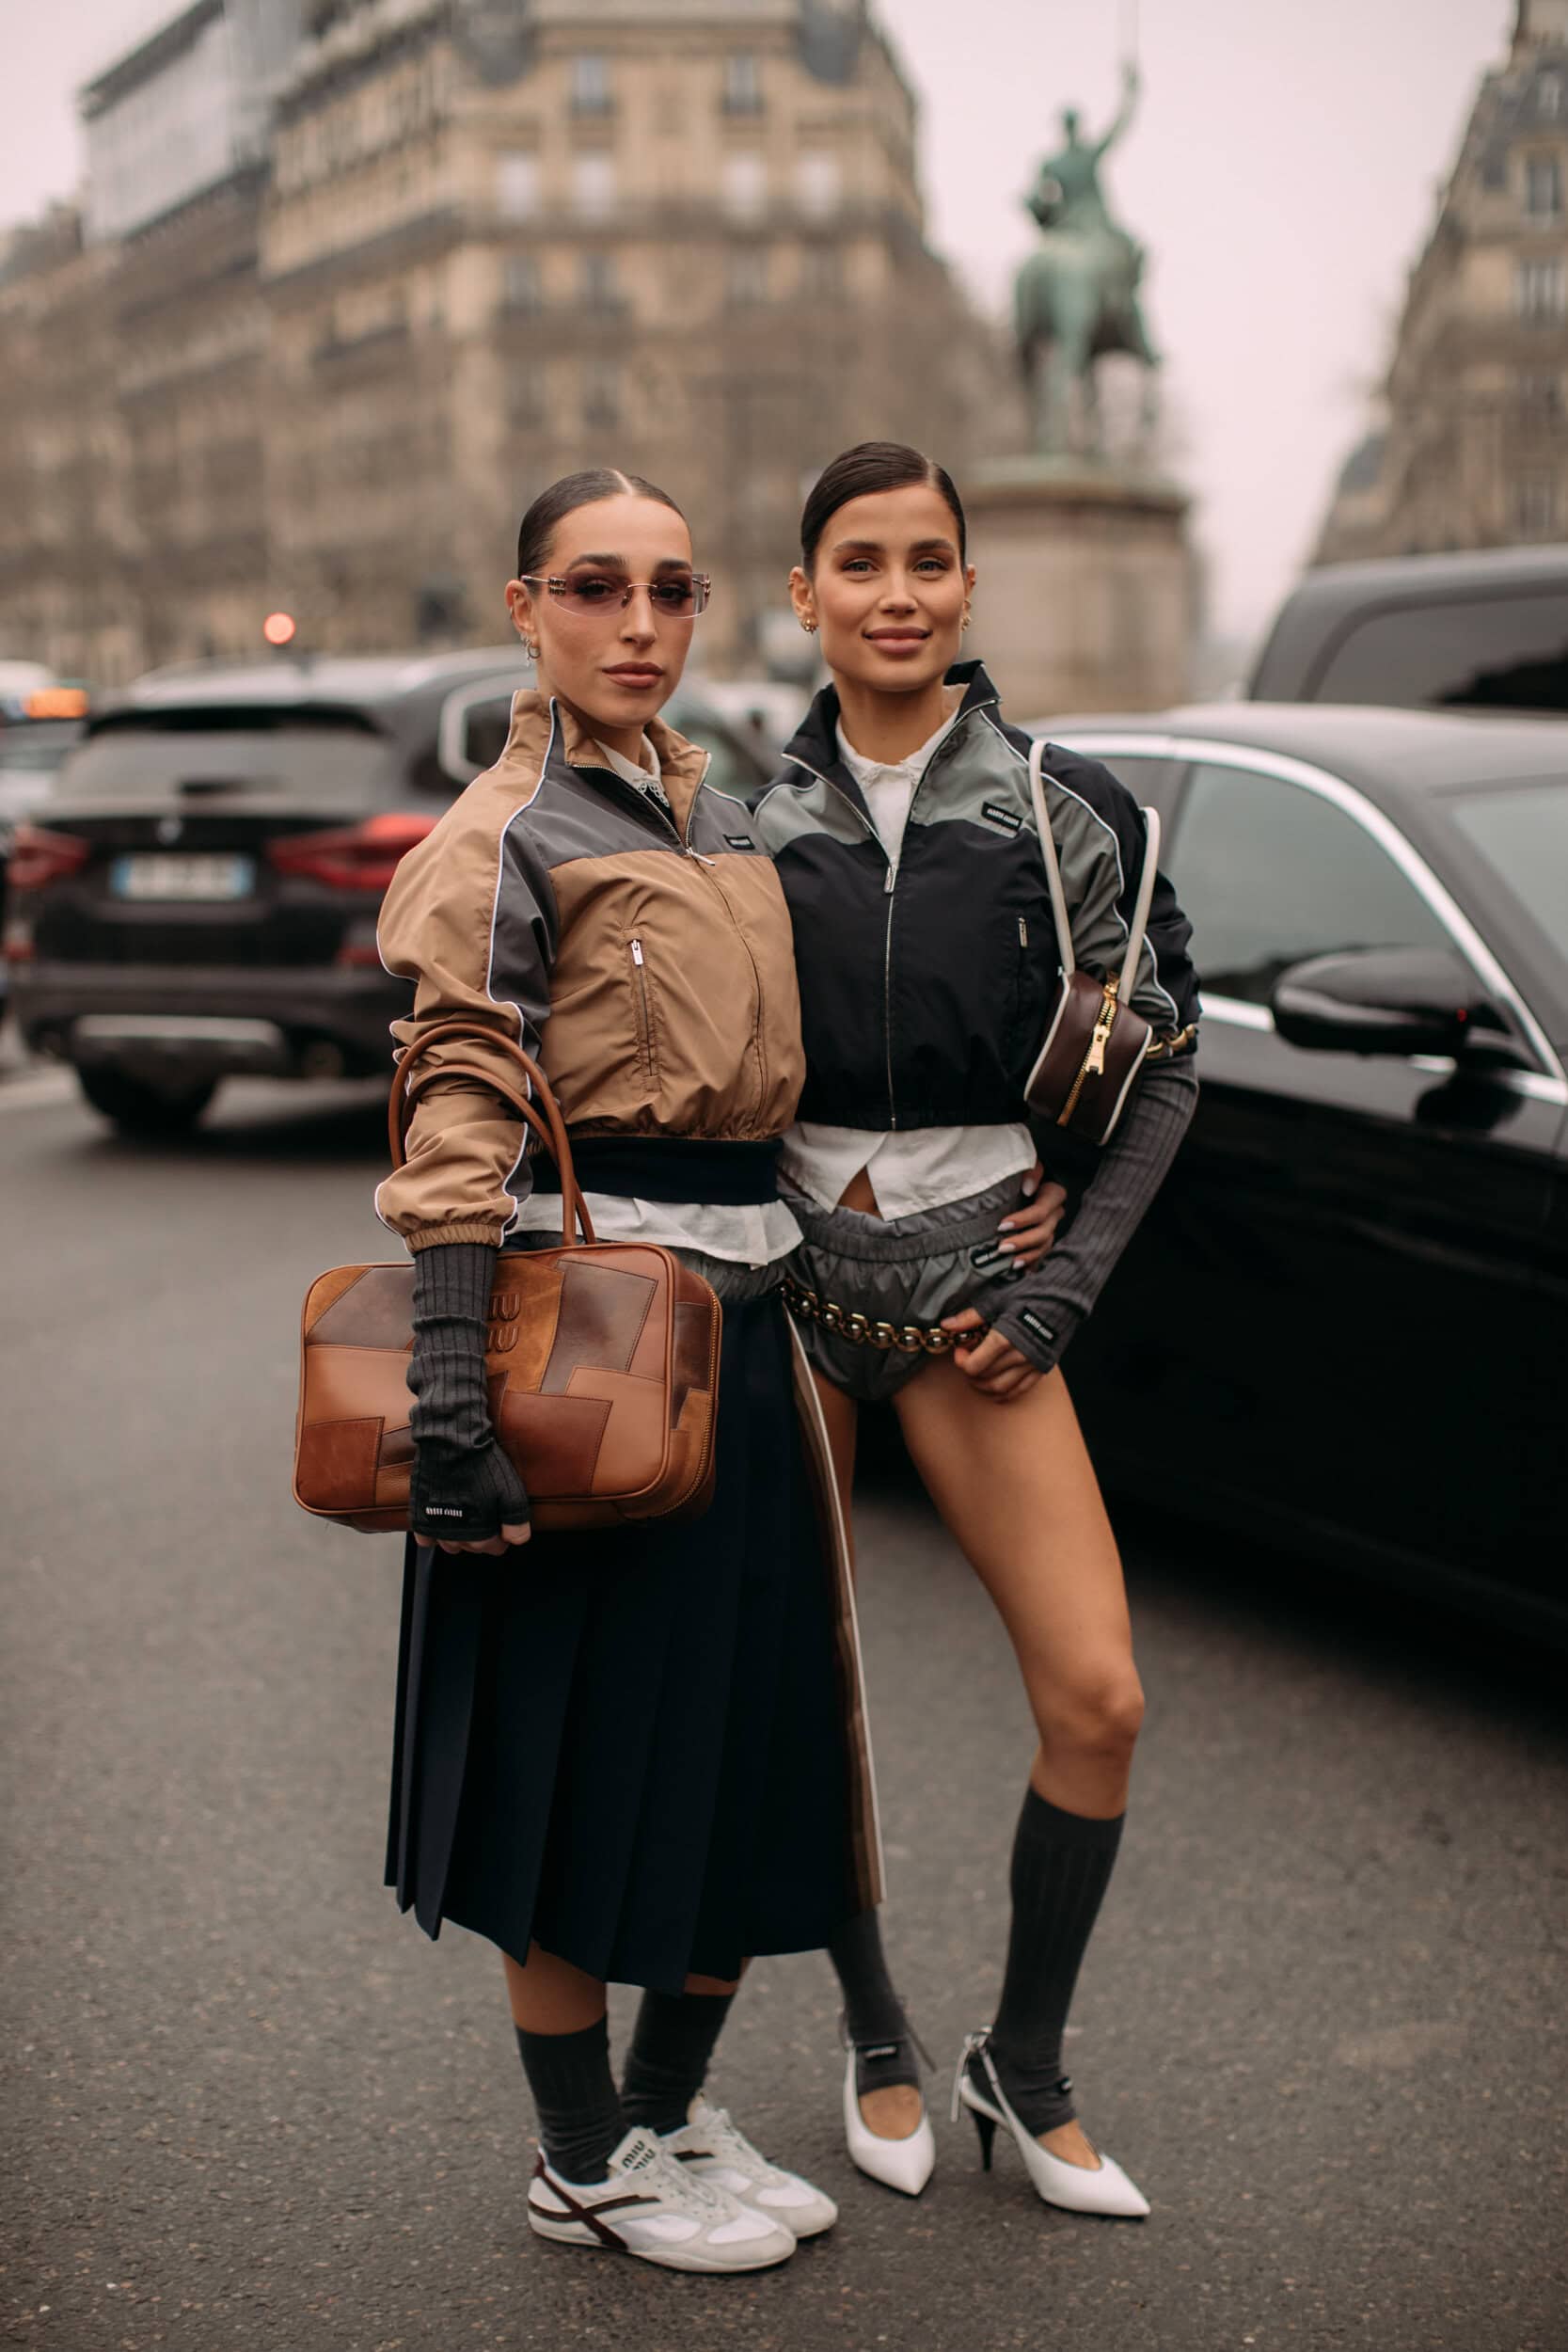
[941,1308,1041,1402]
[415,1522,532,1558]
[994,1164,1068,1271]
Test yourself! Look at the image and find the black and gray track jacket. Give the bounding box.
[752,660,1202,1373]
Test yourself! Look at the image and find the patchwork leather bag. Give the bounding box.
[293,1021,722,1535]
[1022,736,1161,1144]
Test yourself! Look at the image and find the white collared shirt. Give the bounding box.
[511,733,801,1264]
[780,701,1037,1220]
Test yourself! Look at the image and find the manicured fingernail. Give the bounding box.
[999,1217,1015,1231]
[997,1239,1016,1254]
[1022,1174,1041,1197]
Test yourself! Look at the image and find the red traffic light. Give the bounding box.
[262,611,297,647]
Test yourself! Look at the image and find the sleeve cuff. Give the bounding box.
[404,1219,510,1253]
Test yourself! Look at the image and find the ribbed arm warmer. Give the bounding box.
[405,1240,531,1542]
[992,1057,1199,1376]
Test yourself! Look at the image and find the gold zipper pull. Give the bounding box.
[1084,983,1118,1077]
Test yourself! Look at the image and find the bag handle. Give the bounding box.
[389,1018,596,1249]
[1026,736,1162,1003]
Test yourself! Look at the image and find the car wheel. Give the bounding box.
[77,1067,218,1136]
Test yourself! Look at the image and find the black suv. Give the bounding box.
[6,650,770,1133]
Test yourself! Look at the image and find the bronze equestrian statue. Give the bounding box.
[1015,62,1162,459]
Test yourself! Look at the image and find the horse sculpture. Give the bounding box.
[1014,64,1161,458]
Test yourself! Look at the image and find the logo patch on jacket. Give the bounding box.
[724,834,754,851]
[1016,1308,1058,1348]
[981,801,1023,835]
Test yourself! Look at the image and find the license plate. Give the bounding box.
[111,852,256,902]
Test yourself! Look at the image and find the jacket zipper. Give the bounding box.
[628,936,657,1088]
[784,717,979,1133]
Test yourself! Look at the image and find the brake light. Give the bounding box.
[8,823,89,890]
[268,811,437,891]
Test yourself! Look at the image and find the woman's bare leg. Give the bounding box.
[505,1943,606,2032]
[894,1359,1144,2167]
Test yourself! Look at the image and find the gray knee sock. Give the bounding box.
[515,2016,624,2183]
[829,1910,921,2097]
[986,1788,1125,2136]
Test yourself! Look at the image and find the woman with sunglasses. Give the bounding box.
[373,468,878,2274]
[752,441,1201,2217]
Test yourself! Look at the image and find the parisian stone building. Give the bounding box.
[0,0,986,683]
[1317,0,1568,563]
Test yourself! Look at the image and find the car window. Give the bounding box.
[454,692,514,775]
[1310,592,1568,710]
[57,709,397,803]
[1448,779,1568,990]
[668,708,763,803]
[1172,760,1449,1005]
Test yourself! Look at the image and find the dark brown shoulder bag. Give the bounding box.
[1022,735,1163,1145]
[293,1021,721,1535]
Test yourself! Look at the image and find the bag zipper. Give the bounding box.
[1058,977,1120,1124]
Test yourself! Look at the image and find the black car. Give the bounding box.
[6,651,770,1133]
[1028,703,1568,1644]
[1247,544,1568,712]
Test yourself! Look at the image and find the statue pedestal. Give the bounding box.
[964,459,1196,720]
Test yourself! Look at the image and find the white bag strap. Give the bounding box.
[1026,736,1161,997]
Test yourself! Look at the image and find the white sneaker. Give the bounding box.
[664,2097,839,2239]
[527,2126,796,2272]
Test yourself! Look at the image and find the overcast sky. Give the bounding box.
[0,0,1513,648]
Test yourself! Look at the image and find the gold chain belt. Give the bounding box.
[780,1275,976,1356]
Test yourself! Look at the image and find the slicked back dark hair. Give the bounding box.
[515,468,687,579]
[799,440,967,572]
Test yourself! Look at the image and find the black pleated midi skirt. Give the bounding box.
[385,1289,862,1991]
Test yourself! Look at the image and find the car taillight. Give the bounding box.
[268,811,437,891]
[8,823,89,890]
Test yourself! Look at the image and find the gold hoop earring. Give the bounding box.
[961,612,972,633]
[800,618,818,635]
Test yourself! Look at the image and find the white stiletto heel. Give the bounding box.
[841,2047,936,2197]
[952,2030,1149,2219]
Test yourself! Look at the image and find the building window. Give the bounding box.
[572,153,616,220]
[800,244,844,300]
[1525,155,1564,217]
[1516,256,1567,319]
[1518,370,1564,417]
[497,150,538,220]
[583,358,620,429]
[503,254,542,311]
[723,53,763,113]
[1514,473,1560,538]
[1540,72,1563,119]
[726,246,769,306]
[571,54,612,116]
[579,250,619,309]
[721,151,768,219]
[796,151,842,218]
[510,362,548,433]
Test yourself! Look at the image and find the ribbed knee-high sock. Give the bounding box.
[829,1909,920,2098]
[515,2017,624,2184]
[620,1990,736,2136]
[988,1788,1125,2135]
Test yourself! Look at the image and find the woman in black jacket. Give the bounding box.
[752,442,1201,2217]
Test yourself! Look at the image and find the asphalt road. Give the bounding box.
[2,1066,1565,2352]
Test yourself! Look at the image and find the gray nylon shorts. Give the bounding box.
[783,1173,1031,1405]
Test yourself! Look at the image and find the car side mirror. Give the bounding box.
[1271,946,1531,1068]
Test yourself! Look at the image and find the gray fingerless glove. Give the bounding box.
[991,1058,1198,1376]
[406,1241,531,1543]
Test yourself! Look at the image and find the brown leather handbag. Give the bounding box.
[293,1021,721,1535]
[1022,736,1161,1144]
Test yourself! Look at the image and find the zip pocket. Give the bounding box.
[628,936,657,1089]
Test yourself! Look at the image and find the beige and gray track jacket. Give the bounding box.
[375,691,805,1250]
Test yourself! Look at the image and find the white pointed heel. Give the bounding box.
[952,2030,1149,2219]
[842,2048,936,2197]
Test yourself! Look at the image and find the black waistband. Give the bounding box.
[531,1136,782,1205]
